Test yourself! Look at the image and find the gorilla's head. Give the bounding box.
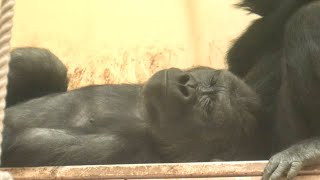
[142,67,262,161]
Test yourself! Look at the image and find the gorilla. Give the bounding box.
[1,67,265,167]
[6,47,69,107]
[229,0,320,179]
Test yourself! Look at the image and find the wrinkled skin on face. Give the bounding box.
[142,67,264,162]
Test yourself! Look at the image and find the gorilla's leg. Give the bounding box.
[7,47,68,107]
[2,128,159,167]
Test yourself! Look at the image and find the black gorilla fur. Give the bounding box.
[6,47,69,107]
[2,67,265,167]
[229,0,320,179]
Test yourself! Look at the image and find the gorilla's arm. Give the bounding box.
[2,84,160,167]
[2,127,160,167]
[227,0,307,77]
[4,84,141,130]
[263,2,320,179]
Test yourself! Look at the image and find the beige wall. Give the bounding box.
[11,0,257,89]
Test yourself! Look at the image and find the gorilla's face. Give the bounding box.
[237,0,281,16]
[142,67,261,150]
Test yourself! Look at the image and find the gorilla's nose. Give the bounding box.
[167,68,190,84]
[167,68,196,100]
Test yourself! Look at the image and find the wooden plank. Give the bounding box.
[1,161,320,180]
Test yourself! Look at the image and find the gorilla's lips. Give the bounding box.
[196,94,214,113]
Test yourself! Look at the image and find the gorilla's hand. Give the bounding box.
[262,138,320,180]
[263,148,305,180]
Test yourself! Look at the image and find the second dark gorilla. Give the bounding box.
[2,67,265,167]
[229,0,320,179]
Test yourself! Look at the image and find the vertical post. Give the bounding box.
[0,0,15,179]
[185,0,212,67]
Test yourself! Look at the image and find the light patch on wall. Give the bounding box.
[11,0,257,89]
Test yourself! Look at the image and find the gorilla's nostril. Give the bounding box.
[178,86,189,97]
[178,74,190,85]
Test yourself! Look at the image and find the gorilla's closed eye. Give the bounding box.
[209,76,217,86]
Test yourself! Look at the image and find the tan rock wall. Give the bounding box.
[11,0,257,89]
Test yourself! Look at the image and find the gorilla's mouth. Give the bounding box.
[197,95,214,113]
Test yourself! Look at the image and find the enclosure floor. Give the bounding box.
[1,161,320,180]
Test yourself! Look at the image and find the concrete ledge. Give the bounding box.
[1,161,320,180]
